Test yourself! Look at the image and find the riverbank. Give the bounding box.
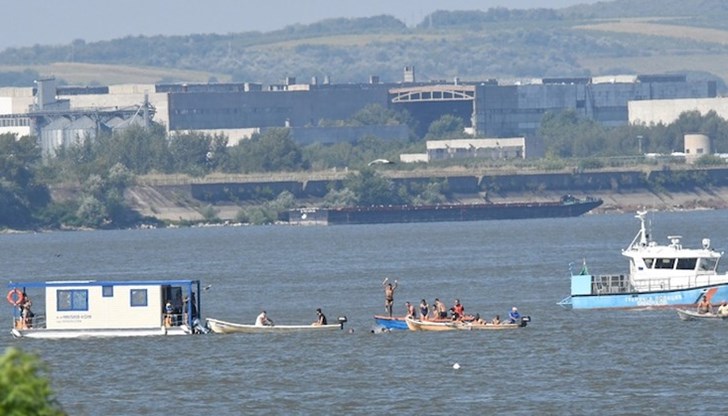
[124,184,728,222]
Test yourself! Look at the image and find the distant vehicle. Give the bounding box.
[367,159,394,166]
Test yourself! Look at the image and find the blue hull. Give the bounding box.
[373,315,408,330]
[560,284,728,310]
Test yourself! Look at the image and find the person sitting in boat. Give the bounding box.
[255,310,274,327]
[383,279,398,317]
[508,307,521,323]
[697,296,712,314]
[450,299,465,321]
[717,301,728,317]
[491,314,501,325]
[405,302,416,319]
[313,308,327,326]
[474,313,486,325]
[419,299,429,321]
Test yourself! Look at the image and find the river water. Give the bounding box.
[1,210,727,415]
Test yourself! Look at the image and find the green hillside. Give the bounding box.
[1,0,727,86]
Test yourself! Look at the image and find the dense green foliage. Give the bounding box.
[0,347,65,415]
[0,134,51,228]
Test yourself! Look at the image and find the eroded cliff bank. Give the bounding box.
[124,184,728,222]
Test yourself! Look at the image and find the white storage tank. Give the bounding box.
[684,133,710,162]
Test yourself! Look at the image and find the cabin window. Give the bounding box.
[102,285,113,297]
[644,258,655,268]
[676,258,698,270]
[57,290,88,311]
[654,258,675,269]
[698,258,718,272]
[130,289,148,307]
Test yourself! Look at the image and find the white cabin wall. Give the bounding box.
[46,285,163,330]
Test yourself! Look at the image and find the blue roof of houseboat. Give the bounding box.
[7,279,200,289]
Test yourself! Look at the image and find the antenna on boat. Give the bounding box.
[635,210,649,247]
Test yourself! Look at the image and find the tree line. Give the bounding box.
[1,106,727,229]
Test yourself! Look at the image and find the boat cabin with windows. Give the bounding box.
[559,211,728,309]
[7,279,205,339]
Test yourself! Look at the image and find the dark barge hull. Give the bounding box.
[290,197,602,225]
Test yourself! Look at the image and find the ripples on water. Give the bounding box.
[1,211,727,414]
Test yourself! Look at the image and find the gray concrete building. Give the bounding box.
[472,75,716,137]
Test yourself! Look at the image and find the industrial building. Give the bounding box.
[0,69,721,159]
[629,96,728,126]
[471,75,717,137]
[0,78,153,157]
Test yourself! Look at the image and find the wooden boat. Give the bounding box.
[676,309,728,321]
[7,279,207,339]
[207,317,347,334]
[405,317,529,331]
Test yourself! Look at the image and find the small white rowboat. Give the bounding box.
[207,317,346,334]
[676,309,728,321]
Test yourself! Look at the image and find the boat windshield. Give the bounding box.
[676,258,698,270]
[654,258,675,269]
[698,258,718,272]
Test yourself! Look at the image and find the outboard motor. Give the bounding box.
[519,316,531,327]
[338,316,348,330]
[193,318,210,334]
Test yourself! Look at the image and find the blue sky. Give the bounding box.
[0,0,602,51]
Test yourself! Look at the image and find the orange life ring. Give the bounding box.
[6,288,23,306]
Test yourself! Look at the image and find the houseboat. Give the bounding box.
[558,211,728,310]
[6,279,206,339]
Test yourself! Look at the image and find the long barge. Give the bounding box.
[289,195,602,225]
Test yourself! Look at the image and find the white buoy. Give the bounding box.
[453,363,460,370]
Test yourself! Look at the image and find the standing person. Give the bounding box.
[313,308,327,326]
[508,307,521,323]
[405,302,416,319]
[434,298,447,319]
[419,299,429,321]
[19,292,33,329]
[255,310,273,327]
[383,278,398,317]
[164,300,174,327]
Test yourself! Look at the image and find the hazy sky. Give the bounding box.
[1,0,602,51]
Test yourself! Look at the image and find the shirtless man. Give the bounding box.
[434,298,447,319]
[383,278,398,317]
[697,296,712,314]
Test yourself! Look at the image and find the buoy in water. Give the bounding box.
[453,363,460,370]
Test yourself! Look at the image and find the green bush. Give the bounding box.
[0,347,65,415]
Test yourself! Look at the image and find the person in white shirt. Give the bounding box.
[255,310,273,326]
[717,301,728,317]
